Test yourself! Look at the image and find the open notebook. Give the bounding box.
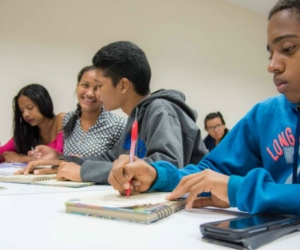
[0,162,27,175]
[65,190,187,224]
[0,174,95,188]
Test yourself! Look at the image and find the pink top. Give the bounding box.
[0,131,64,157]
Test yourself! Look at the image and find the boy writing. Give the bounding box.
[108,0,300,217]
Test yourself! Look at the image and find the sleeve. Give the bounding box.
[149,161,205,191]
[63,100,198,184]
[139,102,186,168]
[228,168,300,216]
[149,109,263,191]
[62,140,122,184]
[111,117,126,148]
[0,138,16,155]
[48,131,64,153]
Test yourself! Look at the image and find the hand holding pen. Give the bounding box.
[30,147,37,160]
[108,155,158,194]
[126,108,139,197]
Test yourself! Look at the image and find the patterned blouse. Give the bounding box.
[62,110,126,157]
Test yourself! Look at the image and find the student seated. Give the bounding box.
[0,84,64,163]
[19,41,208,182]
[203,112,229,151]
[107,0,300,217]
[63,65,126,157]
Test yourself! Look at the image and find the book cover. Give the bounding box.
[65,190,187,224]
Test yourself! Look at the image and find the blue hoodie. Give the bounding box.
[149,94,300,216]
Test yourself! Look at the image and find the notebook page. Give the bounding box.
[0,162,27,168]
[0,167,24,176]
[0,174,56,183]
[70,190,171,207]
[37,179,94,187]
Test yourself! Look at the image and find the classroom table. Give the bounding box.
[0,183,299,250]
[0,182,110,196]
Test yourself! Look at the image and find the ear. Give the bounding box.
[118,78,130,94]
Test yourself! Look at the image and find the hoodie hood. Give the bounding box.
[131,89,198,122]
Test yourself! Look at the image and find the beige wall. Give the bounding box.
[0,0,277,143]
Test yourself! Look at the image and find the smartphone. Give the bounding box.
[200,214,299,242]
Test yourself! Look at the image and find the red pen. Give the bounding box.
[126,108,138,197]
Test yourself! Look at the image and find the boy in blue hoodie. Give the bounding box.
[109,0,300,217]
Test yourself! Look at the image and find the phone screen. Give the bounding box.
[200,214,298,241]
[213,215,290,230]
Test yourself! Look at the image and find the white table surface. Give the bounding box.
[0,182,111,196]
[0,184,299,250]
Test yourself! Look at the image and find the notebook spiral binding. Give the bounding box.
[33,177,52,182]
[153,204,173,221]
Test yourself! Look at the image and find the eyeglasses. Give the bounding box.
[206,124,223,132]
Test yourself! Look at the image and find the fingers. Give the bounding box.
[28,147,37,159]
[123,159,157,192]
[20,159,62,175]
[109,155,157,194]
[33,168,58,175]
[109,155,130,191]
[14,168,26,175]
[166,173,204,201]
[167,170,230,209]
[56,174,68,181]
[56,162,82,182]
[14,163,38,175]
[33,145,46,159]
[130,179,142,192]
[27,150,34,156]
[34,152,42,160]
[34,145,57,160]
[192,198,214,208]
[34,145,46,152]
[2,152,10,162]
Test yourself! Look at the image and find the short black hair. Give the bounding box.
[92,41,151,96]
[204,112,226,129]
[268,0,300,20]
[13,83,55,154]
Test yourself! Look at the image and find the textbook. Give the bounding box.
[65,190,187,224]
[0,174,95,188]
[0,162,27,175]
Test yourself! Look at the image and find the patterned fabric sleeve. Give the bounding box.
[111,115,127,147]
[61,110,126,157]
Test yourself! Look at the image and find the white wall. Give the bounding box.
[0,0,277,143]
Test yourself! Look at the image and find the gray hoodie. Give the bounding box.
[62,89,208,184]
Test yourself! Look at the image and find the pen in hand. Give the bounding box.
[126,108,139,197]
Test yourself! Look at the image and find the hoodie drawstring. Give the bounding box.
[292,106,300,184]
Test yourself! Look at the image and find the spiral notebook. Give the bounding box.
[65,190,187,224]
[0,174,95,188]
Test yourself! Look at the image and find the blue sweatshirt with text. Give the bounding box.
[149,94,300,216]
